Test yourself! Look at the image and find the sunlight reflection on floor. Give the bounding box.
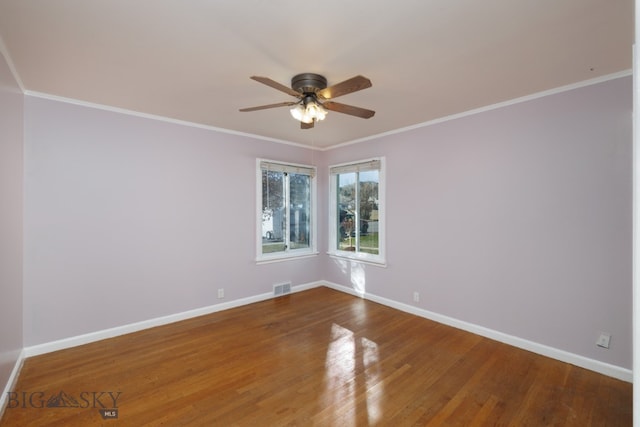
[362,337,382,424]
[321,323,356,426]
[320,323,383,426]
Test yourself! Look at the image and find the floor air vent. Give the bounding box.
[273,282,292,297]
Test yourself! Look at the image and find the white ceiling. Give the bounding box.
[0,1,633,149]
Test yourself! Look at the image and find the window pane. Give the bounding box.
[337,172,357,251]
[359,170,379,255]
[289,173,310,250]
[329,158,383,262]
[262,170,286,254]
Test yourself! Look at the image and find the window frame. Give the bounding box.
[328,157,386,266]
[256,158,318,264]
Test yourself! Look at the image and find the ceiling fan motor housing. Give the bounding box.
[291,73,327,94]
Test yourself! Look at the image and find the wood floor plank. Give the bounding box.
[0,287,632,426]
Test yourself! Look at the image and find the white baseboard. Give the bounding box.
[0,348,26,419]
[24,281,323,358]
[322,281,632,382]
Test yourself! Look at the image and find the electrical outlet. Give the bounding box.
[413,292,420,303]
[217,288,224,299]
[596,333,611,349]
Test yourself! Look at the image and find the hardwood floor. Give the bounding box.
[0,287,632,426]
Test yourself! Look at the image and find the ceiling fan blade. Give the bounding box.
[250,76,301,97]
[316,75,372,100]
[323,101,375,119]
[301,121,314,129]
[239,101,298,112]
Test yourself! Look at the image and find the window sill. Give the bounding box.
[256,251,319,265]
[327,251,387,267]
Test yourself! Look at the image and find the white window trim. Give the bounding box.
[256,158,318,264]
[328,157,386,266]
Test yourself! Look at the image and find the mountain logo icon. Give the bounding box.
[46,391,81,408]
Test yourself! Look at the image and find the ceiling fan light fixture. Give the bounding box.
[308,101,327,121]
[290,97,327,124]
[290,104,306,122]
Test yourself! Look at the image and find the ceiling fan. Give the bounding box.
[239,73,375,129]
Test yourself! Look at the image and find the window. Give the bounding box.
[257,159,316,262]
[329,158,385,265]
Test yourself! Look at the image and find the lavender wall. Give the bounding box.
[0,53,24,390]
[23,98,321,346]
[322,76,632,369]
